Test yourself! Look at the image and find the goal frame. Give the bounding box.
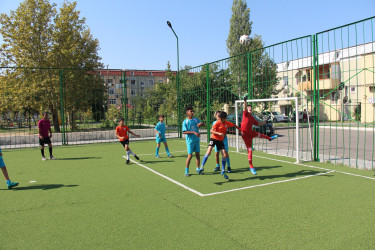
[235,97,300,163]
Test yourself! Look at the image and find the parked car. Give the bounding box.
[262,111,289,123]
[289,111,314,123]
[226,114,274,136]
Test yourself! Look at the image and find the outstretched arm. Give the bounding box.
[129,130,140,137]
[243,95,248,110]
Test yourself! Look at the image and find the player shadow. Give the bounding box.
[138,160,174,164]
[214,169,333,185]
[4,184,79,191]
[223,165,283,174]
[56,157,102,160]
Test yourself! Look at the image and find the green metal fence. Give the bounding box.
[179,16,375,169]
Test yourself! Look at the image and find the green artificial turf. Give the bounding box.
[1,139,375,249]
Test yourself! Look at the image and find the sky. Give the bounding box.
[0,0,374,70]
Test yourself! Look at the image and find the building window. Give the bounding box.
[109,99,116,105]
[107,79,113,84]
[350,86,356,93]
[131,90,136,96]
[158,80,163,83]
[140,93,144,97]
[141,87,145,91]
[109,88,114,95]
[148,72,153,76]
[140,81,145,86]
[149,80,154,85]
[131,80,136,85]
[331,91,338,104]
[283,76,288,88]
[131,72,134,76]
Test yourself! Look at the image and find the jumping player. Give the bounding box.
[0,147,18,189]
[198,111,241,179]
[182,106,203,177]
[38,112,55,161]
[155,115,173,158]
[241,96,278,175]
[212,111,232,173]
[116,118,140,164]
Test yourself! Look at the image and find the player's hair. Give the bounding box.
[215,110,221,115]
[119,118,125,122]
[219,111,227,119]
[185,106,193,112]
[159,115,164,118]
[42,111,49,115]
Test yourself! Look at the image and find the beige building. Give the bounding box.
[98,70,175,107]
[274,42,375,123]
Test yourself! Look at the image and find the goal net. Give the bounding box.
[234,97,313,163]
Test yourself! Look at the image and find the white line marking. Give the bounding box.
[204,171,335,196]
[122,156,204,197]
[29,181,36,183]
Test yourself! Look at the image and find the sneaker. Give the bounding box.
[7,181,19,189]
[126,159,130,164]
[250,168,257,175]
[134,155,139,160]
[49,156,55,160]
[221,171,229,180]
[167,155,174,158]
[185,172,190,177]
[269,135,278,141]
[213,167,220,172]
[155,155,160,158]
[227,167,232,173]
[198,167,204,175]
[42,156,47,161]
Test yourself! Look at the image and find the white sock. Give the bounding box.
[127,151,130,160]
[129,150,135,156]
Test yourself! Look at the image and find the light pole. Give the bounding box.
[167,21,181,138]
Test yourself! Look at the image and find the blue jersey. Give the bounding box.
[182,118,201,143]
[155,122,166,139]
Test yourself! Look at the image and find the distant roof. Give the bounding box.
[97,69,176,77]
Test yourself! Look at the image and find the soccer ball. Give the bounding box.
[239,35,250,45]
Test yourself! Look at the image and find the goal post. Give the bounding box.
[235,97,300,163]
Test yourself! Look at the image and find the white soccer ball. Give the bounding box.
[239,35,250,45]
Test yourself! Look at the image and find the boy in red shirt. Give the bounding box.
[116,119,140,164]
[38,112,55,161]
[198,111,241,179]
[241,96,278,175]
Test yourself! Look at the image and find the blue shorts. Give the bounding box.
[215,139,228,152]
[187,141,200,154]
[156,138,167,143]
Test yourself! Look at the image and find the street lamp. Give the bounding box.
[167,21,181,137]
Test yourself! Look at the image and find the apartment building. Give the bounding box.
[98,70,175,107]
[274,41,375,123]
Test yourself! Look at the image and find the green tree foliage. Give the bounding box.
[0,0,103,131]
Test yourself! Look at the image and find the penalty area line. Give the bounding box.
[204,170,335,197]
[122,156,204,197]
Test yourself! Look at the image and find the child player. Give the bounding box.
[212,111,232,173]
[0,147,18,189]
[198,111,241,179]
[116,118,140,164]
[241,95,278,175]
[155,115,173,158]
[38,112,55,161]
[182,106,203,177]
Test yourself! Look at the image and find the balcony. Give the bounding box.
[298,78,340,91]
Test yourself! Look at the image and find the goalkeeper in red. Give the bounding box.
[241,95,278,175]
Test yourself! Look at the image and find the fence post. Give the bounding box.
[121,70,127,122]
[59,69,66,145]
[312,34,320,162]
[247,52,251,98]
[206,64,211,142]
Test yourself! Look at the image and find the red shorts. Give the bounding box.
[241,131,259,148]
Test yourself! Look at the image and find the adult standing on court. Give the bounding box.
[38,112,55,161]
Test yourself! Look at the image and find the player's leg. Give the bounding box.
[40,138,46,161]
[214,149,220,171]
[124,143,131,164]
[224,138,231,172]
[194,141,201,173]
[155,141,161,158]
[0,152,18,189]
[47,138,55,159]
[185,154,193,176]
[125,141,139,161]
[199,142,213,174]
[242,133,257,175]
[220,148,229,179]
[163,141,173,158]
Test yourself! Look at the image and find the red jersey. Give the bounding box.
[241,110,259,134]
[211,120,234,141]
[38,119,51,138]
[116,125,129,141]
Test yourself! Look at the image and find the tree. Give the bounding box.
[0,0,103,132]
[226,0,279,100]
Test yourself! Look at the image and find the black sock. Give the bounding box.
[49,147,53,157]
[41,148,45,157]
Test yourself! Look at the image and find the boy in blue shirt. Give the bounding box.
[155,115,173,158]
[0,147,19,189]
[182,106,203,176]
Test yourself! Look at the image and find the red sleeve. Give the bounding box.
[226,121,235,127]
[250,116,259,126]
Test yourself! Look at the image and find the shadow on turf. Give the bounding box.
[138,160,173,164]
[6,184,79,191]
[214,169,333,185]
[56,157,101,160]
